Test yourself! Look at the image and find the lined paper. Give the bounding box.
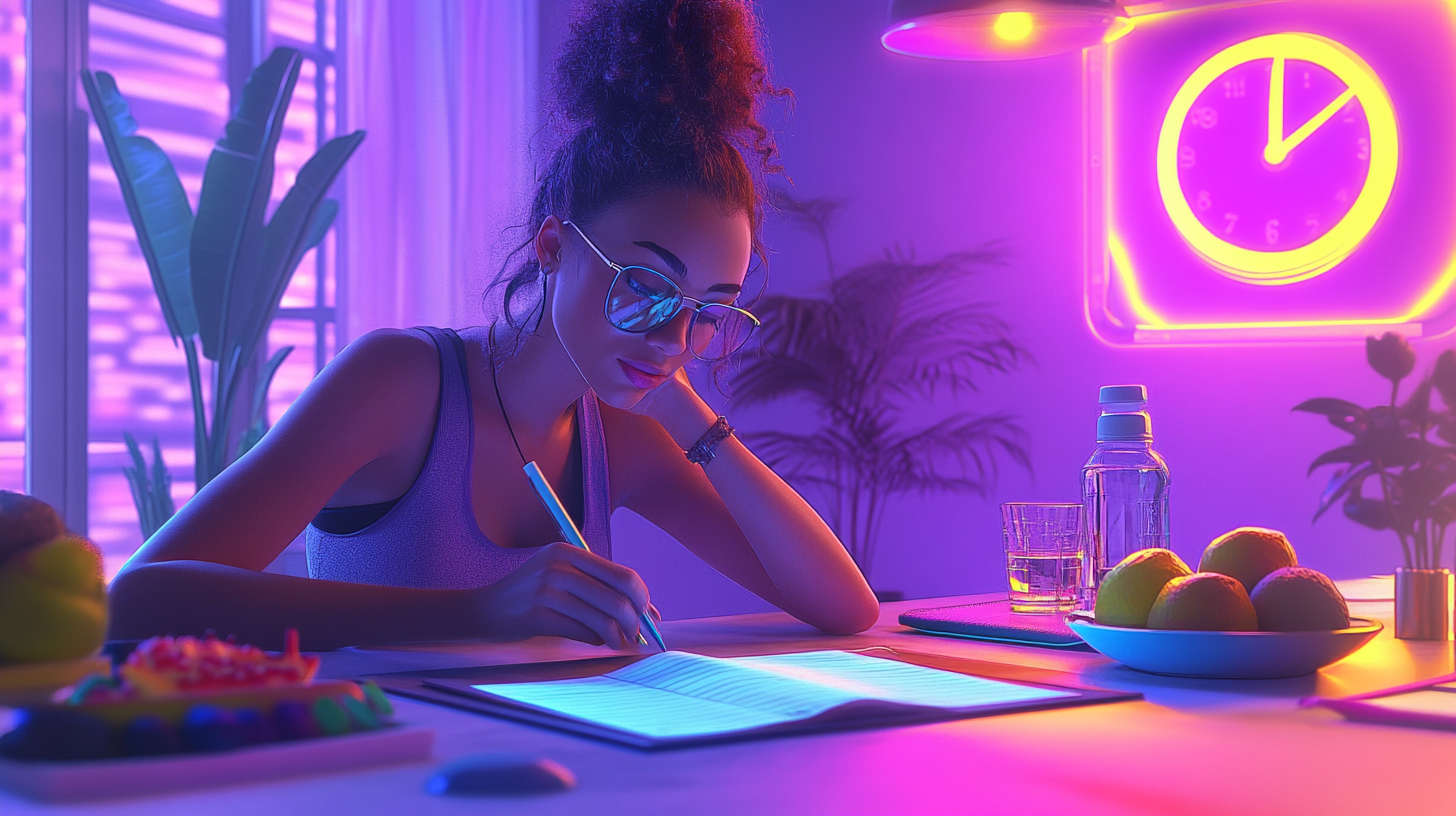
[471,650,1073,740]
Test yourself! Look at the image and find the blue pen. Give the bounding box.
[523,461,667,652]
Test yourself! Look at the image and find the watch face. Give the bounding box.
[1157,33,1398,284]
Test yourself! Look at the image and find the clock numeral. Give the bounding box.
[1265,219,1280,245]
[1303,70,1311,90]
[1224,213,1239,235]
[1223,77,1246,99]
[1196,191,1212,212]
[1342,102,1357,124]
[1357,137,1370,161]
[1335,188,1350,205]
[1306,215,1321,237]
[1189,106,1218,129]
[1179,146,1196,169]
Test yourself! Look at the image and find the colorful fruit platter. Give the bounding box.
[1067,527,1383,679]
[0,630,433,803]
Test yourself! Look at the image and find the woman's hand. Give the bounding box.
[629,367,719,449]
[468,542,653,648]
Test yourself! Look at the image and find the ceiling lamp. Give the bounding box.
[881,0,1130,62]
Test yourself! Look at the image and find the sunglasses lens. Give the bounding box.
[691,305,756,361]
[607,267,680,331]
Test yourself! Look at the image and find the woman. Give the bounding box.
[110,0,878,650]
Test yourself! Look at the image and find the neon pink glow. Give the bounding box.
[1086,1,1456,346]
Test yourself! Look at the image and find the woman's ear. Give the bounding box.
[534,216,566,273]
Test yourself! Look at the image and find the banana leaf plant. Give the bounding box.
[83,47,365,539]
[1297,332,1456,570]
[733,192,1031,584]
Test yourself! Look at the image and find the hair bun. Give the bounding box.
[555,0,782,150]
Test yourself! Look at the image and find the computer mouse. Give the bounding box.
[426,753,577,797]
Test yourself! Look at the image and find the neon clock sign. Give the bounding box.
[1086,1,1456,345]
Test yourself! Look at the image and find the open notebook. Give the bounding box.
[409,649,1138,748]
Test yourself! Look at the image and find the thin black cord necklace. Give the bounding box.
[487,330,528,467]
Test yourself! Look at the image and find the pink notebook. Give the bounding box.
[1302,672,1456,731]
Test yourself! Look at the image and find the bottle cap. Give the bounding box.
[1097,412,1152,442]
[1099,385,1148,410]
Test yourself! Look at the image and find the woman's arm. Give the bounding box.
[110,331,653,650]
[611,372,879,635]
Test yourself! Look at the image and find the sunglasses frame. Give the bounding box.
[561,219,761,361]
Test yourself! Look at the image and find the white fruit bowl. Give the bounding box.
[1065,613,1383,679]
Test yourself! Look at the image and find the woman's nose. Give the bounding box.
[645,309,692,357]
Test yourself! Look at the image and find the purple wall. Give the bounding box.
[602,0,1412,620]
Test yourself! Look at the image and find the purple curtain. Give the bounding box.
[340,0,538,339]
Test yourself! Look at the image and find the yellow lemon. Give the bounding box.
[1199,527,1297,594]
[1146,573,1258,631]
[1250,566,1350,631]
[1094,549,1192,628]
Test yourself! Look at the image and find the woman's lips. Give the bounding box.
[619,359,668,390]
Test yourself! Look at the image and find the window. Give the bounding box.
[84,0,340,569]
[0,0,20,493]
[265,0,339,427]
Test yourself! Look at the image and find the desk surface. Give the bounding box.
[3,593,1452,816]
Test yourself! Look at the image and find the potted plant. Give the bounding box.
[1296,331,1456,639]
[733,192,1031,599]
[82,48,365,539]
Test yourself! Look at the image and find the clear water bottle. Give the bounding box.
[1081,385,1171,608]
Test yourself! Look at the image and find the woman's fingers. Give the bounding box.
[648,603,662,623]
[552,566,642,644]
[540,585,630,648]
[547,542,652,615]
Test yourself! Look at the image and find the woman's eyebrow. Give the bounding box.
[634,240,741,296]
[633,240,688,278]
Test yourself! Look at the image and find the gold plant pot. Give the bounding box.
[1394,568,1454,641]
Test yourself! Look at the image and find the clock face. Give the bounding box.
[1156,33,1398,284]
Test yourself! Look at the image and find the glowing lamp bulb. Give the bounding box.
[994,12,1035,42]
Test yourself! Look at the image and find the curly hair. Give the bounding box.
[488,0,789,357]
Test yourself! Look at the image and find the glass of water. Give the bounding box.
[1001,502,1085,614]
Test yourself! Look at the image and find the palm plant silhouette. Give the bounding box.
[733,192,1032,584]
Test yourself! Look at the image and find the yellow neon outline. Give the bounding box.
[1094,4,1456,342]
[1155,33,1398,284]
[1110,225,1456,332]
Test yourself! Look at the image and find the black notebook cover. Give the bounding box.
[366,646,1137,750]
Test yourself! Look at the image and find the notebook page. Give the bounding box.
[733,651,1077,709]
[472,673,796,738]
[471,650,1074,740]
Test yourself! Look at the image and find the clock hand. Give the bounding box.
[1264,55,1358,165]
[1267,57,1285,163]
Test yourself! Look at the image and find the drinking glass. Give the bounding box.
[1001,502,1086,614]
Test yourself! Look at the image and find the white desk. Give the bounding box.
[3,593,1452,815]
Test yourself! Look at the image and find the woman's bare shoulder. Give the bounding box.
[327,328,440,389]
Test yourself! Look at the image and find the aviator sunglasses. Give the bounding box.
[562,220,760,362]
